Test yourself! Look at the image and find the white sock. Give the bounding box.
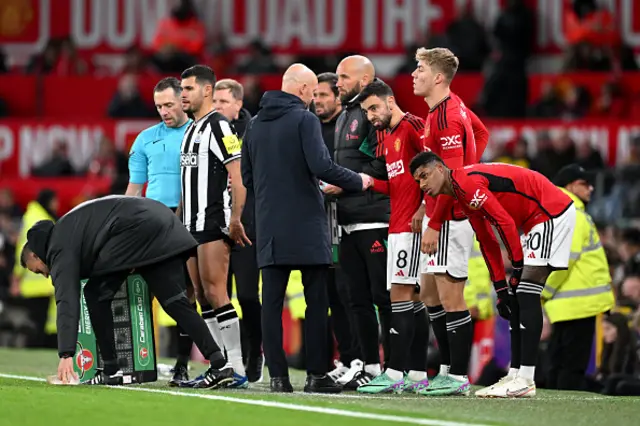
[448,374,467,382]
[518,365,535,382]
[408,370,427,381]
[203,316,225,353]
[508,368,519,378]
[385,368,403,381]
[216,304,245,376]
[439,364,450,376]
[364,363,381,376]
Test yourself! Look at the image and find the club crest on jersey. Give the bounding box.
[469,189,487,210]
[180,153,198,167]
[194,132,202,143]
[350,119,358,132]
[394,138,402,152]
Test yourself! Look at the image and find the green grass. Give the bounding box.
[0,348,637,426]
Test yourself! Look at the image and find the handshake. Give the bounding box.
[321,173,373,195]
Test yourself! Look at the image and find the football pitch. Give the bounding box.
[0,348,636,426]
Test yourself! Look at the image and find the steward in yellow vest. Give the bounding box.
[12,190,58,345]
[466,239,495,321]
[543,165,614,391]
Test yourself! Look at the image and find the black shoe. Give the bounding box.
[169,364,189,387]
[304,374,342,394]
[83,369,124,386]
[343,370,374,391]
[246,352,265,383]
[193,366,234,389]
[270,376,294,393]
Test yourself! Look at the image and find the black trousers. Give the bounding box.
[261,265,329,377]
[227,241,262,358]
[546,316,596,391]
[339,228,391,366]
[83,254,222,367]
[327,266,360,366]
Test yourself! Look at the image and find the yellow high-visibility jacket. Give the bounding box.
[542,188,614,324]
[465,239,494,320]
[13,201,55,298]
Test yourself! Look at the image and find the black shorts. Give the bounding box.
[191,228,233,246]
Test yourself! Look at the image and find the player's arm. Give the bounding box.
[427,120,465,232]
[126,134,148,196]
[469,109,489,161]
[49,248,81,358]
[371,178,390,195]
[360,125,388,180]
[301,113,363,192]
[468,214,507,283]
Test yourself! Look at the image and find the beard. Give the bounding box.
[339,83,362,104]
[316,104,337,120]
[376,112,392,130]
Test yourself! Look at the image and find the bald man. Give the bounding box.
[241,64,372,393]
[324,55,392,390]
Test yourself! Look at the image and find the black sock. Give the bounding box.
[446,310,473,376]
[508,294,521,369]
[176,303,197,366]
[201,303,214,319]
[517,283,544,367]
[427,305,450,367]
[388,301,415,372]
[409,302,429,372]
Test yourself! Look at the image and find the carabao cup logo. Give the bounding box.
[133,277,151,367]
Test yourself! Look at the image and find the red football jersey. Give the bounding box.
[372,113,424,234]
[422,92,488,231]
[450,163,573,282]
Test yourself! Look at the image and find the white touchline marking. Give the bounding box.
[0,373,488,426]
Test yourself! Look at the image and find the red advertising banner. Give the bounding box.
[0,119,155,177]
[0,119,638,180]
[1,0,639,56]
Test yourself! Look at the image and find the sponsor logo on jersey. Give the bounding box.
[222,134,242,155]
[440,134,462,150]
[180,153,198,167]
[469,189,487,210]
[394,138,402,152]
[386,159,405,178]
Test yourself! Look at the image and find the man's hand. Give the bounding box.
[421,227,439,255]
[493,280,511,320]
[508,262,524,288]
[9,276,20,298]
[411,204,425,233]
[359,173,373,191]
[322,184,343,195]
[229,219,252,247]
[57,357,78,384]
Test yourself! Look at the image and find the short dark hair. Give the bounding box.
[20,243,31,268]
[356,79,394,103]
[181,65,216,87]
[621,228,640,246]
[317,72,339,97]
[154,77,182,95]
[409,151,445,176]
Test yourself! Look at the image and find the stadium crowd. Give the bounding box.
[1,0,639,396]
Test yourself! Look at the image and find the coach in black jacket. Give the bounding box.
[242,64,370,393]
[20,196,232,388]
[327,55,391,387]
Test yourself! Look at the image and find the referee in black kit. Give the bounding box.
[242,64,372,393]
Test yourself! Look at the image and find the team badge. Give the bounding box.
[194,132,202,144]
[394,138,401,152]
[350,119,358,132]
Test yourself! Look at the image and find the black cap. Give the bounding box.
[552,164,592,187]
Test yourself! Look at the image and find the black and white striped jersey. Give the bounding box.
[180,110,241,233]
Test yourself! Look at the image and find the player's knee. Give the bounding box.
[521,266,551,285]
[435,275,466,312]
[390,283,414,302]
[420,276,441,306]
